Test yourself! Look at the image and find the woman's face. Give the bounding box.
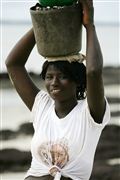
[44,65,77,102]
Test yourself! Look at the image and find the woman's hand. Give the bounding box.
[79,0,94,28]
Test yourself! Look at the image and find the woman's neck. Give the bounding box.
[54,98,77,119]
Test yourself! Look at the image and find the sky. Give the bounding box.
[1,0,120,24]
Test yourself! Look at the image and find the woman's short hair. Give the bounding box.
[41,61,86,100]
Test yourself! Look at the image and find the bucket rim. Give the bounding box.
[30,3,81,14]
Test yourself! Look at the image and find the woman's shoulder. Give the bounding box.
[34,90,52,103]
[31,90,53,113]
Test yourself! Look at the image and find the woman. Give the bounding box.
[5,0,110,180]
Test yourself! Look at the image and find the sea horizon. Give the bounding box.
[1,23,120,73]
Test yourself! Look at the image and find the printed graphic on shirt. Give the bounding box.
[38,138,69,175]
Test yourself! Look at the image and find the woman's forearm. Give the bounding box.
[6,28,35,67]
[86,24,103,74]
[85,24,105,123]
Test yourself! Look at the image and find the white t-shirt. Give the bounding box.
[25,90,110,180]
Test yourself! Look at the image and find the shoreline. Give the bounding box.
[1,66,120,89]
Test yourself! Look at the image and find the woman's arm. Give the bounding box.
[5,28,39,111]
[80,0,105,123]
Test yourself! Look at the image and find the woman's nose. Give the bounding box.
[51,76,59,86]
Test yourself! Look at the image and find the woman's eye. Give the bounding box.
[45,75,52,80]
[45,74,68,80]
[59,75,68,80]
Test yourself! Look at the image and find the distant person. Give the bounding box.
[6,0,110,180]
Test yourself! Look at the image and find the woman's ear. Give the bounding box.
[76,84,86,100]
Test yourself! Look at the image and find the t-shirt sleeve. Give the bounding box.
[31,90,52,127]
[84,97,111,129]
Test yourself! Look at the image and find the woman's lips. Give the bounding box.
[51,89,61,94]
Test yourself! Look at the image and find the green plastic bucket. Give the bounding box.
[30,3,82,57]
[38,0,77,7]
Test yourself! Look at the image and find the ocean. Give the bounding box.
[1,84,120,131]
[1,22,120,74]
